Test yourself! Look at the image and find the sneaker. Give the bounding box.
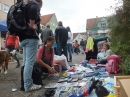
[25,84,42,92]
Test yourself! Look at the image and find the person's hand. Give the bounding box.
[28,23,38,30]
[52,67,57,73]
[47,66,57,74]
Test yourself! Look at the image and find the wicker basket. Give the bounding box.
[114,76,130,97]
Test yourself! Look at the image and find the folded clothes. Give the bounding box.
[97,67,106,72]
[86,71,99,77]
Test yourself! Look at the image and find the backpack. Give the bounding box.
[106,55,121,74]
[7,1,27,36]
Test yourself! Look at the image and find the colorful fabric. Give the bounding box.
[85,37,94,52]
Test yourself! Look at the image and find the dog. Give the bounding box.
[0,51,10,74]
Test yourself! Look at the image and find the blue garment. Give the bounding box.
[54,43,57,48]
[20,39,39,90]
[57,42,67,59]
[67,43,72,61]
[97,49,105,59]
[98,59,107,64]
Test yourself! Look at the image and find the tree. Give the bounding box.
[109,0,130,74]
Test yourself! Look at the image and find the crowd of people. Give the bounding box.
[3,0,112,93]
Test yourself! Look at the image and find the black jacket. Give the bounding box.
[19,2,40,42]
[55,26,68,43]
[80,40,85,46]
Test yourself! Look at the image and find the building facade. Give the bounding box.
[86,17,109,36]
[72,33,87,44]
[40,13,58,34]
[0,0,18,21]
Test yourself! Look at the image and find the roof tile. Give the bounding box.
[40,13,54,25]
[86,18,99,30]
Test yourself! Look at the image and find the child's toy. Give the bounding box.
[83,90,88,96]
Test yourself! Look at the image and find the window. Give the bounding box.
[101,23,106,27]
[3,4,9,13]
[0,2,1,10]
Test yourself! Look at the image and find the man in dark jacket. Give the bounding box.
[19,0,42,92]
[40,24,54,43]
[55,21,68,58]
[80,39,85,54]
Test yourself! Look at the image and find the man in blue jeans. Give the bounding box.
[19,0,43,91]
[55,21,68,59]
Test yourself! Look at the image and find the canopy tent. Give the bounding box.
[0,20,7,50]
[0,20,7,31]
[94,35,108,42]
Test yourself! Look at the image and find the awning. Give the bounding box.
[0,20,7,31]
[94,35,108,42]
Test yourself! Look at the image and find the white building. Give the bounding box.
[72,33,87,44]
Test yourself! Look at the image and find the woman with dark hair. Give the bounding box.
[36,36,57,74]
[66,26,72,62]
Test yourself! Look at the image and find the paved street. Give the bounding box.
[0,53,85,97]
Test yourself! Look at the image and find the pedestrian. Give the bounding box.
[19,0,43,91]
[40,24,54,43]
[74,40,80,54]
[55,21,68,59]
[72,42,75,53]
[66,26,72,62]
[5,31,21,68]
[80,39,85,54]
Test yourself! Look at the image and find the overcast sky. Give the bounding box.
[40,0,116,33]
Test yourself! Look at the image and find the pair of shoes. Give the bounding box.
[16,64,20,68]
[25,84,42,92]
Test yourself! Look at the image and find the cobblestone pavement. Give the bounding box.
[0,53,85,97]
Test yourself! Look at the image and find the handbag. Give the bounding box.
[88,77,109,97]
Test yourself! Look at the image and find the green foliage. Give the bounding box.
[108,0,130,74]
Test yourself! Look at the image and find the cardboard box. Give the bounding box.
[119,79,130,97]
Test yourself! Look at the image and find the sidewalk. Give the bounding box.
[0,53,85,97]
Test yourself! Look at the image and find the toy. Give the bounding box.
[83,90,88,96]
